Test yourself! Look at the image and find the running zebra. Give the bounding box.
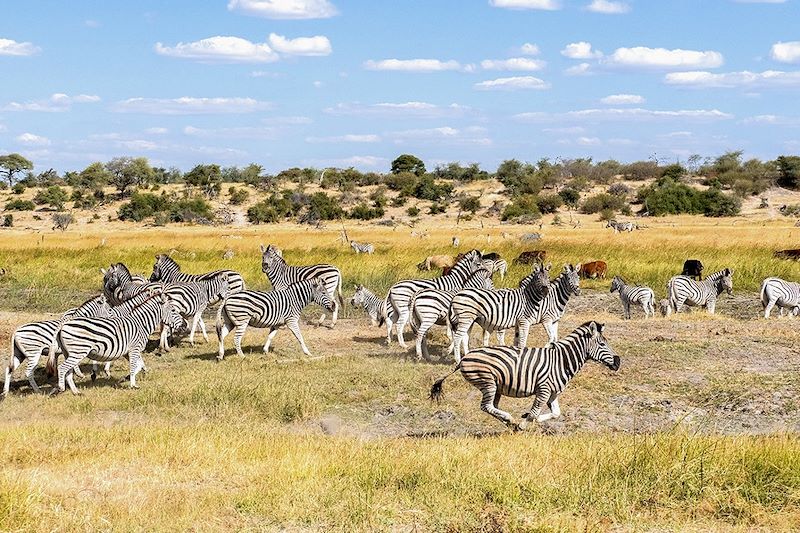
[606,220,635,233]
[158,274,231,351]
[260,244,343,328]
[760,277,800,318]
[430,321,620,430]
[610,276,656,319]
[351,285,387,327]
[385,250,484,348]
[667,268,734,314]
[47,293,187,395]
[449,264,553,363]
[216,277,335,360]
[2,295,111,396]
[410,269,494,362]
[350,241,375,255]
[149,254,245,299]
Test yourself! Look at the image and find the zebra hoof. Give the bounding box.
[48,388,62,397]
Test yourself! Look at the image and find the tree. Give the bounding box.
[106,157,154,197]
[777,156,800,190]
[0,153,33,187]
[391,154,426,176]
[69,162,112,189]
[184,164,222,197]
[33,186,69,210]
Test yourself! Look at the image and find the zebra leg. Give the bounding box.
[159,326,172,353]
[764,297,777,319]
[263,327,279,353]
[542,321,558,347]
[188,312,201,346]
[624,302,632,320]
[233,323,248,358]
[482,328,491,347]
[3,353,22,396]
[496,329,506,345]
[55,353,86,395]
[395,308,410,348]
[286,318,312,356]
[707,297,717,314]
[128,351,146,389]
[24,351,42,394]
[519,390,550,430]
[479,384,516,429]
[329,292,339,329]
[415,319,433,361]
[384,313,395,346]
[65,369,80,395]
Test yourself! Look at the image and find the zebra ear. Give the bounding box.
[260,244,266,253]
[574,263,582,272]
[597,322,605,335]
[100,267,106,275]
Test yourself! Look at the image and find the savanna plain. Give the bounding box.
[0,216,799,532]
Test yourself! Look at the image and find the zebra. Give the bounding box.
[385,249,484,348]
[216,277,335,360]
[481,258,508,281]
[157,274,231,351]
[452,236,459,248]
[409,269,495,362]
[2,295,111,396]
[430,321,620,430]
[659,298,672,317]
[260,244,343,328]
[46,293,187,395]
[350,241,375,255]
[102,263,163,305]
[448,263,552,363]
[760,277,800,318]
[610,276,656,319]
[606,220,635,233]
[667,268,733,314]
[149,253,245,300]
[350,285,387,327]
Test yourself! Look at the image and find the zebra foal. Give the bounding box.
[216,277,335,360]
[351,285,387,326]
[610,276,656,319]
[430,321,620,430]
[760,277,800,318]
[350,241,375,255]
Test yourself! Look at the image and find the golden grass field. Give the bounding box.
[0,215,799,531]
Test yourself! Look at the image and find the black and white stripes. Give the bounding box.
[610,276,656,319]
[760,277,800,318]
[667,268,733,314]
[350,241,375,255]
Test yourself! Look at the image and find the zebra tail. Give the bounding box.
[337,276,344,308]
[45,332,63,377]
[759,279,769,309]
[430,363,461,402]
[215,299,228,340]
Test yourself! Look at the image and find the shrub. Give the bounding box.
[406,206,420,217]
[536,193,563,214]
[5,199,35,211]
[559,188,580,208]
[639,179,741,217]
[780,204,800,217]
[229,187,250,205]
[608,183,631,197]
[428,203,446,215]
[11,183,25,195]
[661,163,686,181]
[51,212,75,231]
[777,156,800,190]
[118,193,170,222]
[702,188,742,217]
[349,203,385,220]
[71,189,98,209]
[169,197,214,223]
[305,192,344,222]
[580,193,628,214]
[32,186,68,210]
[2,214,12,227]
[622,160,660,181]
[458,196,481,214]
[502,195,541,222]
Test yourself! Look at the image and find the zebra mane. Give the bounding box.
[264,245,287,265]
[157,254,181,271]
[705,269,731,282]
[128,292,166,314]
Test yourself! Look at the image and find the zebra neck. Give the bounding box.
[551,336,590,383]
[550,276,573,309]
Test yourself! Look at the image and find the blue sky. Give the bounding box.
[1,0,799,174]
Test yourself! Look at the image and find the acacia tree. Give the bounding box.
[106,156,154,197]
[184,163,222,197]
[391,154,426,176]
[0,153,33,187]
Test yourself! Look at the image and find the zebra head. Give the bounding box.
[160,295,188,334]
[605,220,617,228]
[149,254,173,282]
[311,277,336,312]
[584,321,621,371]
[565,264,582,296]
[350,284,368,308]
[260,244,284,274]
[211,273,231,302]
[719,268,734,296]
[610,276,624,294]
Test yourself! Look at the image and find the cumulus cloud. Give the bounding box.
[145,127,169,135]
[489,0,561,10]
[564,62,593,76]
[306,134,381,143]
[16,133,51,146]
[474,76,550,90]
[586,0,630,14]
[0,38,40,56]
[600,93,645,104]
[771,41,800,64]
[742,114,800,125]
[3,93,101,112]
[520,43,540,56]
[605,46,724,69]
[561,42,603,59]
[183,125,278,139]
[113,97,272,114]
[515,107,733,122]
[363,58,464,72]
[481,57,545,71]
[155,36,279,63]
[268,33,331,56]
[227,0,338,19]
[324,101,473,118]
[664,69,800,88]
[388,126,491,145]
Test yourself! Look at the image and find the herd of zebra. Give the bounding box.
[3,244,800,431]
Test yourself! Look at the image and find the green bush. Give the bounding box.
[349,203,385,220]
[536,193,563,214]
[639,179,741,217]
[702,188,742,217]
[32,186,68,210]
[458,196,481,214]
[305,192,344,222]
[118,193,170,222]
[71,189,98,209]
[247,194,296,224]
[2,214,12,227]
[559,188,580,208]
[5,199,35,211]
[502,195,541,221]
[169,197,214,223]
[406,206,420,217]
[580,193,628,214]
[428,203,446,215]
[229,187,250,205]
[11,183,25,195]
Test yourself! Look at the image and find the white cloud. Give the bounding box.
[145,127,169,135]
[601,93,645,104]
[520,43,540,56]
[542,126,586,134]
[388,126,491,145]
[481,57,545,71]
[606,46,724,70]
[227,0,338,19]
[305,156,388,168]
[16,133,51,146]
[113,97,272,114]
[489,0,560,10]
[265,115,313,124]
[515,107,734,122]
[771,41,800,64]
[0,38,40,56]
[742,114,800,126]
[363,58,464,72]
[183,125,278,139]
[306,134,381,143]
[155,36,278,63]
[586,0,630,13]
[249,70,284,78]
[84,19,101,28]
[474,76,550,90]
[3,93,101,112]
[564,62,592,76]
[324,101,473,118]
[664,69,800,88]
[267,33,331,56]
[561,42,602,59]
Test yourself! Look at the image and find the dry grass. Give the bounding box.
[0,220,799,530]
